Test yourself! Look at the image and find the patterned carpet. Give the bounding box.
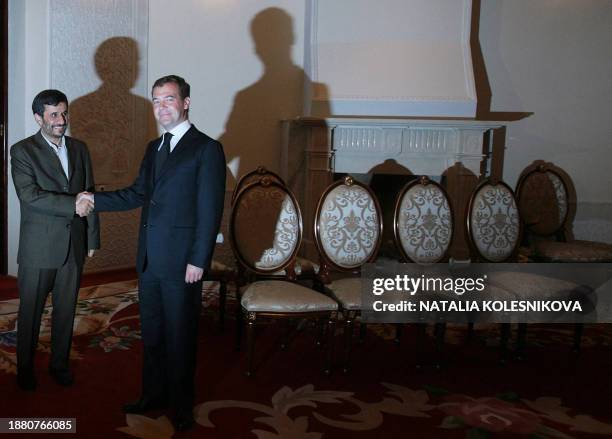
[1,281,612,438]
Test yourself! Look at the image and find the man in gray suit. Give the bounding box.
[10,89,100,390]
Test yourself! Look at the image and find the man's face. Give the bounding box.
[152,82,190,131]
[35,102,68,143]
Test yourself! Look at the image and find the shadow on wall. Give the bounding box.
[219,7,330,189]
[69,37,157,272]
[70,36,157,187]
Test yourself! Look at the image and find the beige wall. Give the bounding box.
[148,0,306,186]
[6,1,612,274]
[479,0,612,240]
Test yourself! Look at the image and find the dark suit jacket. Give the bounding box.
[95,125,226,279]
[11,131,100,268]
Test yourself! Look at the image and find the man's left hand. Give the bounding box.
[185,264,204,283]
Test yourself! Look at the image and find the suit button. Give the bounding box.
[63,186,68,191]
[143,223,148,228]
[66,224,71,229]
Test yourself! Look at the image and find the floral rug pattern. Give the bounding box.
[2,281,611,438]
[116,382,612,439]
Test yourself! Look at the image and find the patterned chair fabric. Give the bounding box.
[534,240,612,262]
[326,277,363,310]
[396,180,452,263]
[241,280,338,313]
[232,182,300,273]
[317,181,381,270]
[469,182,520,262]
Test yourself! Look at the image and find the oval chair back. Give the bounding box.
[467,179,521,262]
[230,177,302,277]
[314,176,383,273]
[394,176,454,264]
[516,161,575,238]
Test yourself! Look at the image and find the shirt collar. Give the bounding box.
[40,131,66,150]
[165,119,191,144]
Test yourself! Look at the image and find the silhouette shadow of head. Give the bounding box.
[220,7,330,188]
[70,37,157,185]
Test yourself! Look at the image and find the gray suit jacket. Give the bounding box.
[11,131,100,268]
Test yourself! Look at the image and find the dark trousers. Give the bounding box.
[17,244,82,374]
[138,268,202,415]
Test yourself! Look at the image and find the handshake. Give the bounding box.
[76,192,95,217]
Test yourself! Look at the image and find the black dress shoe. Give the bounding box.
[17,372,37,391]
[48,368,74,386]
[122,396,168,414]
[172,413,195,432]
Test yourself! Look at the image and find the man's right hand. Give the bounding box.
[76,192,94,217]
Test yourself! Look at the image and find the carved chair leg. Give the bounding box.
[280,319,292,351]
[500,323,510,365]
[358,322,367,344]
[516,323,527,360]
[394,323,403,345]
[245,314,256,377]
[434,322,446,370]
[218,279,227,333]
[466,322,475,343]
[573,323,584,354]
[316,317,326,347]
[415,323,426,370]
[235,304,244,351]
[343,312,355,373]
[325,313,336,376]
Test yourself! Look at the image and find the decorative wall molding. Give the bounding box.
[304,0,476,117]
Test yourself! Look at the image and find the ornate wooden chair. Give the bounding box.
[516,160,611,351]
[232,166,320,280]
[392,176,454,367]
[314,175,383,372]
[516,160,612,262]
[467,178,587,360]
[230,177,338,376]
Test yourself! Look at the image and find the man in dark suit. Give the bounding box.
[87,75,226,431]
[11,89,100,390]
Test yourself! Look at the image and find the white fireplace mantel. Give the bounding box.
[282,117,508,180]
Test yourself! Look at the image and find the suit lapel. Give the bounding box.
[155,125,197,182]
[33,131,69,184]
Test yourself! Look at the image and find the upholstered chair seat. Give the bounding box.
[534,240,612,262]
[327,277,363,311]
[488,271,584,300]
[241,280,338,313]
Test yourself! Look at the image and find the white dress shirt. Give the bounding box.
[158,120,191,153]
[41,132,69,179]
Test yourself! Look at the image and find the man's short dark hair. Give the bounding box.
[32,89,68,117]
[152,75,190,100]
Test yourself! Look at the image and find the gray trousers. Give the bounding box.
[16,243,82,373]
